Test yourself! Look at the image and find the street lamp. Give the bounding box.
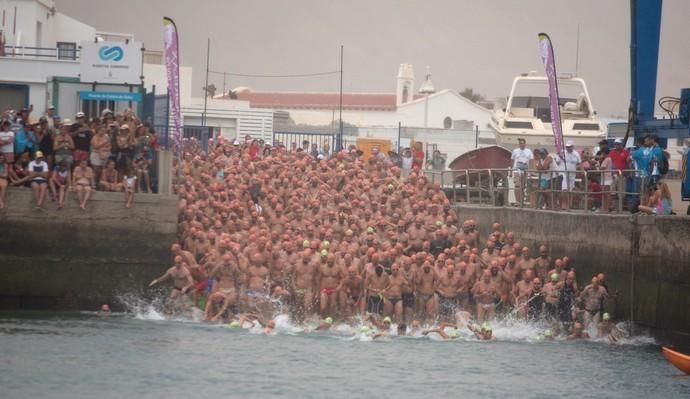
[418,66,435,168]
[418,65,436,132]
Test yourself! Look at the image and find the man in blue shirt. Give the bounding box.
[646,135,664,184]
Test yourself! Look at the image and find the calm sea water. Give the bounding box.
[1,311,688,399]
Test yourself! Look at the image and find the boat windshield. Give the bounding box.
[509,79,590,122]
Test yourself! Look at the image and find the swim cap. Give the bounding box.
[602,312,610,321]
[544,329,553,337]
[321,249,328,257]
[383,316,392,324]
[228,320,241,328]
[436,220,443,227]
[303,240,310,248]
[360,326,371,333]
[550,273,559,282]
[481,322,492,331]
[325,317,333,325]
[323,240,331,249]
[448,330,459,338]
[367,227,375,234]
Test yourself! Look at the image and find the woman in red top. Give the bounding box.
[412,142,425,169]
[248,139,260,161]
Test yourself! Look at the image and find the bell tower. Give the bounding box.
[396,64,415,107]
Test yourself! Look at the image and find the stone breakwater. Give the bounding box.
[0,189,177,310]
[456,204,690,346]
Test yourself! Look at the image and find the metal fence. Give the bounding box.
[1,45,80,60]
[273,131,336,153]
[422,168,647,213]
[153,125,214,152]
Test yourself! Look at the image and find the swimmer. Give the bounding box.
[315,317,334,331]
[421,327,460,340]
[99,304,111,315]
[373,322,407,339]
[467,322,494,340]
[262,319,276,334]
[149,256,195,311]
[567,322,590,340]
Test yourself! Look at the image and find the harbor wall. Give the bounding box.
[0,189,177,311]
[455,205,690,345]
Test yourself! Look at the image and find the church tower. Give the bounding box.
[396,64,415,106]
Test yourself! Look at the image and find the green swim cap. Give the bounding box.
[229,320,241,328]
[367,227,375,234]
[448,330,459,338]
[360,326,371,333]
[544,328,553,337]
[383,316,392,324]
[321,249,328,257]
[325,317,333,325]
[550,273,559,282]
[303,240,310,248]
[602,312,610,321]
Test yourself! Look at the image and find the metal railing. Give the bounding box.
[0,45,80,60]
[422,168,647,213]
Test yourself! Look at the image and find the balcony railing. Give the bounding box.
[0,45,80,61]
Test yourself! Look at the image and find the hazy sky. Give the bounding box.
[57,0,690,117]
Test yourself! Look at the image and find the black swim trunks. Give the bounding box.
[402,293,415,308]
[367,295,383,314]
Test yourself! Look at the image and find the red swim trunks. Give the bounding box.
[194,280,207,293]
[321,287,337,296]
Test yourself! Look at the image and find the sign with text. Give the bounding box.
[79,41,142,84]
[79,91,142,102]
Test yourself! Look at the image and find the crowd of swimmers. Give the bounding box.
[147,136,621,341]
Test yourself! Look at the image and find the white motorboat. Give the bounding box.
[490,72,605,152]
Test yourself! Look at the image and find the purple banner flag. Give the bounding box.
[538,33,565,160]
[164,17,182,153]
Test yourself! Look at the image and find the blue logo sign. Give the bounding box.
[98,46,124,62]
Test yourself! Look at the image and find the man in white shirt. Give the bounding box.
[511,138,533,205]
[28,151,50,209]
[563,140,582,208]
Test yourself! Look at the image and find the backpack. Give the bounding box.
[658,153,669,175]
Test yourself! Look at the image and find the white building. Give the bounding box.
[0,0,273,142]
[143,59,273,142]
[218,64,492,131]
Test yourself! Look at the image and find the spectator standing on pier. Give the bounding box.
[412,142,425,169]
[563,141,581,209]
[429,150,446,171]
[401,148,413,171]
[511,138,533,205]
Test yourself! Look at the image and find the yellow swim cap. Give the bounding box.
[544,329,553,337]
[602,312,610,321]
[321,249,328,257]
[323,240,331,249]
[228,320,241,328]
[448,330,459,338]
[360,326,371,333]
[325,317,333,325]
[303,240,310,248]
[550,273,559,282]
[383,316,392,324]
[367,227,375,234]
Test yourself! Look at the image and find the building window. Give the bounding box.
[56,42,77,60]
[443,116,452,129]
[402,86,409,104]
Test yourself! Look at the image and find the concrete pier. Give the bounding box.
[0,188,177,310]
[455,205,690,345]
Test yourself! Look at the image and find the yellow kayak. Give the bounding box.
[662,346,690,375]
